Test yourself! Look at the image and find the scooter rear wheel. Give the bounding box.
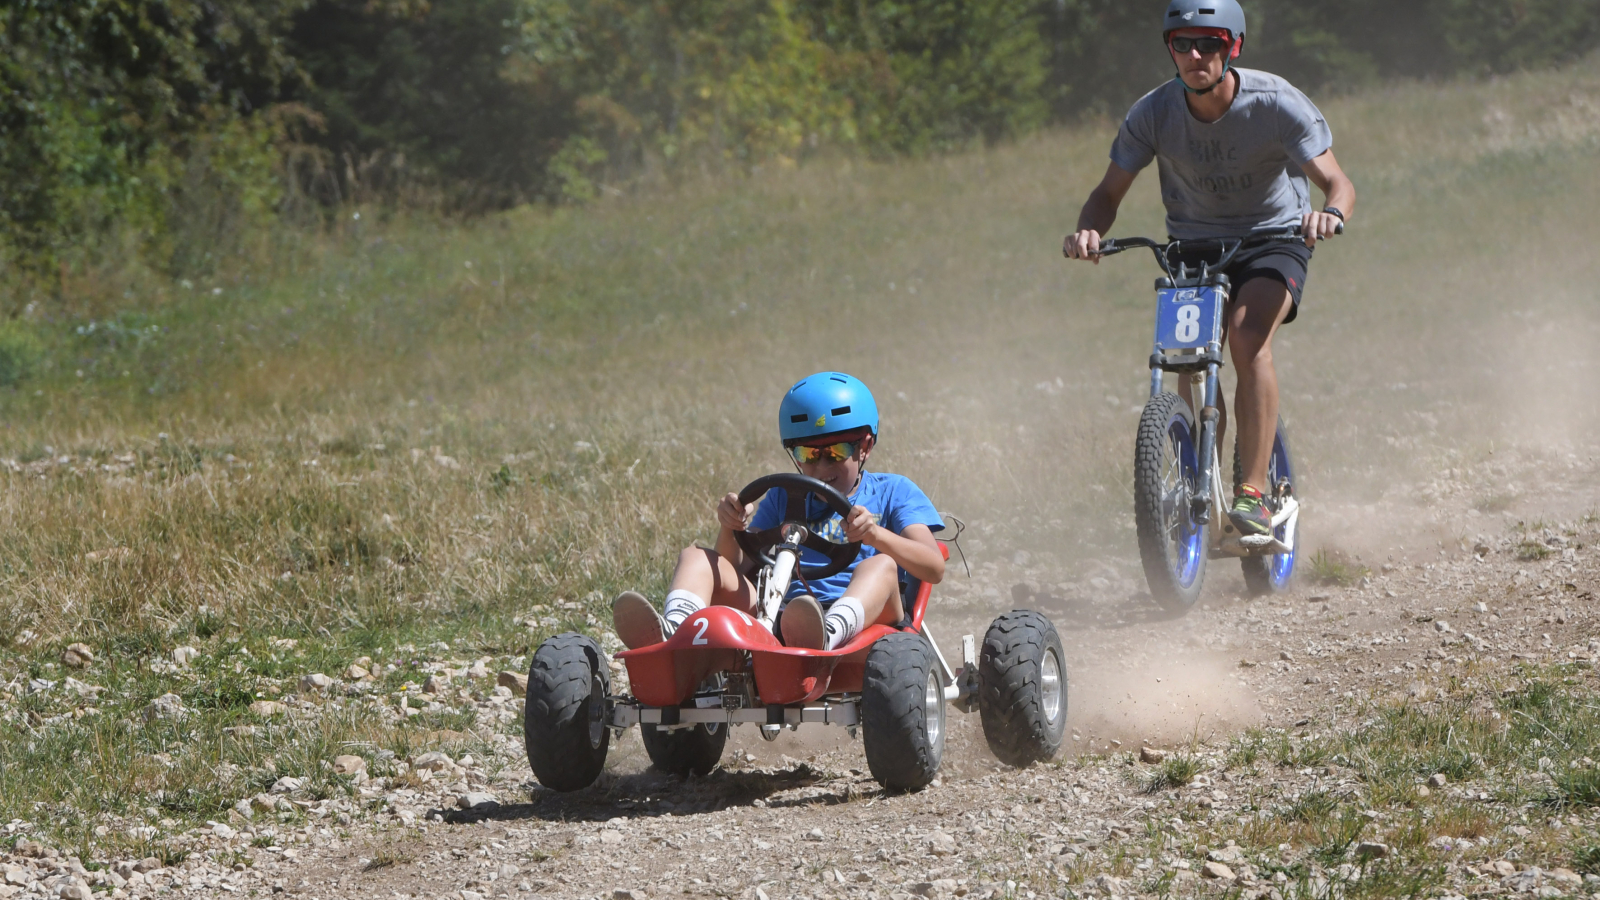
[1134,392,1208,613]
[1237,418,1298,596]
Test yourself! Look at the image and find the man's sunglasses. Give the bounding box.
[788,440,860,465]
[1169,35,1231,54]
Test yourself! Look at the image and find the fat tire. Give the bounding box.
[1134,392,1207,612]
[978,611,1068,767]
[523,632,611,792]
[1233,418,1298,596]
[861,632,945,792]
[640,722,728,776]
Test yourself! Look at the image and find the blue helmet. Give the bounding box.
[778,372,879,446]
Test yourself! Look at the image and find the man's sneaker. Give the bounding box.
[780,595,826,650]
[612,591,666,650]
[1229,485,1274,536]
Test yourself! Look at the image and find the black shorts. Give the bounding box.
[1167,240,1313,324]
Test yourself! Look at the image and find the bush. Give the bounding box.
[4,0,1600,301]
[0,0,300,306]
[0,320,45,388]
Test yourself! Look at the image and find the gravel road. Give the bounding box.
[3,496,1597,900]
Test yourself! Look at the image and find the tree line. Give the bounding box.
[3,0,1596,292]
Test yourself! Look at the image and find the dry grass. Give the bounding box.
[1203,663,1600,898]
[3,63,1599,646]
[0,61,1599,847]
[1307,548,1371,587]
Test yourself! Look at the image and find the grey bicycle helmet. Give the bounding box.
[1162,0,1246,95]
[1162,0,1246,42]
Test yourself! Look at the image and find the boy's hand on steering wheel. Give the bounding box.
[1063,229,1103,264]
[717,492,755,532]
[842,505,881,546]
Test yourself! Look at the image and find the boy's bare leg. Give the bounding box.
[669,547,756,614]
[839,554,905,625]
[781,555,905,650]
[615,547,755,649]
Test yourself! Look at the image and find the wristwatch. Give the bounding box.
[1322,206,1346,222]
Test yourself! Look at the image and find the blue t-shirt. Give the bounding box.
[748,471,943,604]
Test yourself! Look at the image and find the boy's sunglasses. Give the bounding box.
[1169,35,1231,54]
[788,440,860,465]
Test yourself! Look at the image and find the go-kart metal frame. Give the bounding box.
[523,473,1068,792]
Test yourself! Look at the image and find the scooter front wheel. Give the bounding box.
[1133,392,1208,613]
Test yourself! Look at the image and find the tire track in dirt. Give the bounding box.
[232,470,1600,900]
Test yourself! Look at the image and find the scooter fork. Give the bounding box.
[1186,367,1222,525]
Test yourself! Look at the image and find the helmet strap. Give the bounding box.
[1168,31,1237,96]
[1174,60,1232,96]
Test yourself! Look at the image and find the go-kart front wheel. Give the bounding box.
[524,633,611,792]
[978,610,1067,767]
[862,632,946,792]
[641,721,728,777]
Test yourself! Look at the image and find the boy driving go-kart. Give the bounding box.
[612,372,946,652]
[522,373,1069,793]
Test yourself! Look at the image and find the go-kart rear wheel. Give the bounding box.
[524,633,611,792]
[978,611,1068,767]
[862,632,945,792]
[641,721,728,777]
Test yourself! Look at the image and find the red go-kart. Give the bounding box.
[523,474,1068,791]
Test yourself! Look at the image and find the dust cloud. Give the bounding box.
[578,70,1600,761]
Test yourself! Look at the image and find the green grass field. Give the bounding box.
[2,61,1599,850]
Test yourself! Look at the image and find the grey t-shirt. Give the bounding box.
[1110,68,1333,239]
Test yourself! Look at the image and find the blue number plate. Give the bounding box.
[1155,286,1225,352]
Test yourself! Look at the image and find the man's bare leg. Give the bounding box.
[1226,278,1294,492]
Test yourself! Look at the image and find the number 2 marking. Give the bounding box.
[1175,304,1201,343]
[692,617,710,645]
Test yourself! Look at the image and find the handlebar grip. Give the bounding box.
[1335,221,1345,235]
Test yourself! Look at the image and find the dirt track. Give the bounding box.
[2,455,1595,900]
[116,462,1593,900]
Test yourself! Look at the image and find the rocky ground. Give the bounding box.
[2,512,1598,900]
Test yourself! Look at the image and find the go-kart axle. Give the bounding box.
[610,699,861,730]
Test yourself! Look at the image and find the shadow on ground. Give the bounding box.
[437,761,880,825]
[1013,582,1185,628]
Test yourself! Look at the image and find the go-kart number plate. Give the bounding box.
[1155,286,1224,352]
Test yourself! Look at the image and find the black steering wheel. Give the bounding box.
[734,473,861,580]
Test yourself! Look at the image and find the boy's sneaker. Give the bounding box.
[612,591,666,650]
[1228,485,1274,537]
[780,595,826,650]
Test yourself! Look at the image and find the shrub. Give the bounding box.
[0,320,45,388]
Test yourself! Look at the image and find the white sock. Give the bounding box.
[822,597,866,651]
[662,590,707,635]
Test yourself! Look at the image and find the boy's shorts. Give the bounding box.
[1168,240,1313,324]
